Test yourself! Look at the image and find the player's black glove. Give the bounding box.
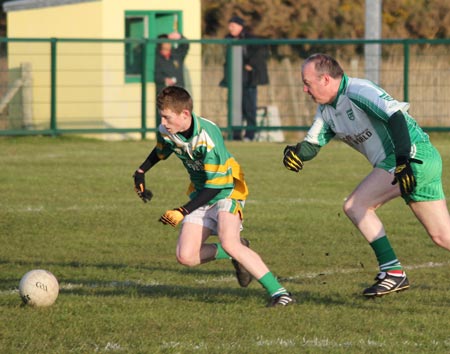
[391,157,423,196]
[283,144,304,172]
[133,170,153,203]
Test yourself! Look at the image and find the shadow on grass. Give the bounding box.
[0,259,262,304]
[2,259,420,307]
[0,259,233,277]
[58,280,265,304]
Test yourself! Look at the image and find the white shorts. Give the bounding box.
[183,199,245,235]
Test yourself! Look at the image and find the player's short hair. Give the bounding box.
[302,53,344,79]
[157,86,193,113]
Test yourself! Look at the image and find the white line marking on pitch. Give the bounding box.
[281,261,450,281]
[1,261,448,295]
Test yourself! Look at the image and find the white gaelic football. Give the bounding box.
[19,269,59,307]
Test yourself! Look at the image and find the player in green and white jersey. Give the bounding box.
[133,86,293,307]
[283,53,450,297]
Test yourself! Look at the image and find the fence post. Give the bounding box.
[226,45,242,141]
[364,0,382,84]
[50,38,57,135]
[225,45,233,140]
[403,40,410,102]
[140,39,147,140]
[21,62,33,129]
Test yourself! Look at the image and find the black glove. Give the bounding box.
[391,157,423,196]
[133,170,153,203]
[283,144,303,172]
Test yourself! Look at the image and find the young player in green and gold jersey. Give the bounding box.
[133,86,294,307]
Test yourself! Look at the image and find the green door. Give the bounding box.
[125,11,183,83]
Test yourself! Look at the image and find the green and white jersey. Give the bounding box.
[305,74,429,167]
[155,113,248,203]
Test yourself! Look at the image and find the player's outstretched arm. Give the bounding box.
[282,141,321,172]
[283,144,303,172]
[133,170,153,203]
[159,188,221,227]
[159,207,188,227]
[133,148,161,203]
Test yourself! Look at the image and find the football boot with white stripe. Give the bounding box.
[363,271,410,297]
[267,292,295,307]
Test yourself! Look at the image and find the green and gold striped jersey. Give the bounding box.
[305,74,429,168]
[155,113,248,203]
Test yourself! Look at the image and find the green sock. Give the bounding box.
[258,272,288,297]
[370,236,403,272]
[214,243,231,260]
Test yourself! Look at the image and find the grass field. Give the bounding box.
[1,134,450,353]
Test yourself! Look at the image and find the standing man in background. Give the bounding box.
[220,16,269,141]
[155,32,190,125]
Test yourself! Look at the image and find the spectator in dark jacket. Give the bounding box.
[155,32,190,125]
[220,16,269,141]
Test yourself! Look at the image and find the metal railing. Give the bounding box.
[0,37,449,139]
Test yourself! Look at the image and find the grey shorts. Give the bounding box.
[183,199,245,235]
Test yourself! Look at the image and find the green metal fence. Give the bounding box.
[0,37,449,140]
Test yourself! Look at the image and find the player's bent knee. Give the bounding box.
[429,232,450,251]
[342,199,355,218]
[176,252,200,267]
[343,197,372,220]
